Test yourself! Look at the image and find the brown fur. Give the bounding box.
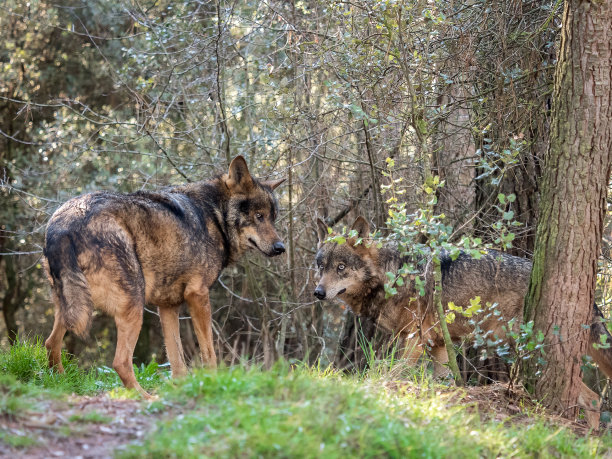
[43,156,285,396]
[314,217,612,428]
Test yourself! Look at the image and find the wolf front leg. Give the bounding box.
[430,345,451,379]
[185,283,217,367]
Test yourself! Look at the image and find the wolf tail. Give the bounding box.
[45,233,93,338]
[588,303,612,379]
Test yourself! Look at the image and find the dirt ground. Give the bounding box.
[0,395,155,459]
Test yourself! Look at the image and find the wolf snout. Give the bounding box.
[272,241,285,255]
[314,285,326,300]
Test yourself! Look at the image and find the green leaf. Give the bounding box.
[445,312,456,324]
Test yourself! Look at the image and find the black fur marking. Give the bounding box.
[134,191,186,221]
[45,230,76,282]
[268,190,278,221]
[212,206,231,269]
[439,251,453,282]
[238,199,251,215]
[186,197,211,238]
[346,252,366,270]
[315,252,323,269]
[233,165,244,184]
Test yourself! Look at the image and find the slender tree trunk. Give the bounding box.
[432,257,463,386]
[215,0,230,163]
[434,73,476,228]
[1,255,30,345]
[523,0,612,418]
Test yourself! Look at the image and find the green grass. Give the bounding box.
[68,410,112,424]
[0,430,39,448]
[0,339,167,395]
[120,362,612,458]
[2,339,612,457]
[0,373,49,416]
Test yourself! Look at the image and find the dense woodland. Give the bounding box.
[1,0,611,399]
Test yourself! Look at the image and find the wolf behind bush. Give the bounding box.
[314,216,612,427]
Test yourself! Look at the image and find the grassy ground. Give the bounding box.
[1,340,612,458]
[0,338,165,397]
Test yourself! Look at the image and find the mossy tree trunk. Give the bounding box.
[522,0,612,419]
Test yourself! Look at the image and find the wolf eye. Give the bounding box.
[338,263,345,271]
[256,213,264,222]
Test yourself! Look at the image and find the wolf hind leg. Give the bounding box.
[113,303,149,398]
[45,295,66,373]
[159,306,188,377]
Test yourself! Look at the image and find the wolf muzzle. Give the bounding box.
[272,241,285,255]
[314,285,346,300]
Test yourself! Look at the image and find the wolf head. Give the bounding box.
[224,156,286,257]
[313,217,382,308]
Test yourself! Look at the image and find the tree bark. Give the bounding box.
[523,0,612,418]
[1,255,30,345]
[434,73,476,228]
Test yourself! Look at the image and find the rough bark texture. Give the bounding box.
[1,255,30,345]
[434,77,476,227]
[523,0,612,418]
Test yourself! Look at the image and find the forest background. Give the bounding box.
[1,0,610,387]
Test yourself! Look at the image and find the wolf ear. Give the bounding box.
[350,216,370,239]
[226,156,254,192]
[261,178,286,190]
[316,218,330,243]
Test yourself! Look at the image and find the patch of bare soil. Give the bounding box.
[0,395,155,458]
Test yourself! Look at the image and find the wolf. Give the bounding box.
[43,156,285,396]
[314,216,612,427]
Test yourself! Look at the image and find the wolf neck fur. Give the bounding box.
[176,178,241,267]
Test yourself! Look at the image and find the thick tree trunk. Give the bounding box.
[523,0,612,418]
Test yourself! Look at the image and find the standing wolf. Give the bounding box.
[314,216,612,426]
[44,156,285,396]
